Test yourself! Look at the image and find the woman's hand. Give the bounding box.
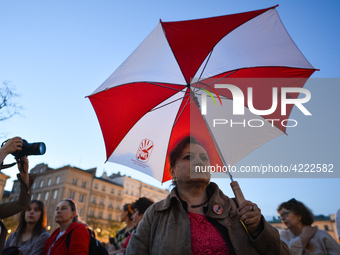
[16,156,30,187]
[300,225,317,249]
[238,200,263,238]
[0,137,23,163]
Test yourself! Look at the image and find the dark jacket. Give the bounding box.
[126,182,290,255]
[0,174,36,255]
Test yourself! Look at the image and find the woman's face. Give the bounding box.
[278,207,302,229]
[171,143,211,185]
[131,209,143,227]
[54,201,76,225]
[120,208,128,222]
[25,202,41,224]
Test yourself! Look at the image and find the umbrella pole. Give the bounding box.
[224,164,246,206]
[230,180,246,206]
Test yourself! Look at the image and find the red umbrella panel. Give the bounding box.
[88,6,316,183]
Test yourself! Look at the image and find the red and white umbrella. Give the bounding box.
[88,6,316,186]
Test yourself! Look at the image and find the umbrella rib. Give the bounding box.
[195,50,214,85]
[150,94,189,112]
[173,93,191,126]
[142,82,188,112]
[191,70,238,93]
[147,82,184,92]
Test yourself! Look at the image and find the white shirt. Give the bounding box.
[279,228,340,255]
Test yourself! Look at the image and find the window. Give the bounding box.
[40,180,44,188]
[111,188,114,194]
[109,202,113,208]
[102,185,106,191]
[72,178,77,185]
[100,198,104,205]
[32,183,36,190]
[53,190,58,199]
[98,212,103,219]
[37,193,41,200]
[116,203,120,210]
[48,178,52,186]
[56,176,60,184]
[90,210,94,217]
[70,191,75,199]
[324,225,329,231]
[92,196,97,203]
[79,194,84,202]
[94,183,98,189]
[82,181,86,188]
[45,191,49,200]
[108,214,112,220]
[118,191,121,196]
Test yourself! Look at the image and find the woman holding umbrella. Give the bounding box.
[126,136,290,254]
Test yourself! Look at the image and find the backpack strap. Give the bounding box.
[67,227,94,250]
[66,229,74,250]
[87,228,95,238]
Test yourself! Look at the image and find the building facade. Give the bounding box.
[0,171,10,200]
[103,172,170,205]
[6,163,169,241]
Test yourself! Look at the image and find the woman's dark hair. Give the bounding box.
[169,136,201,169]
[277,198,314,226]
[62,199,79,223]
[131,197,154,215]
[123,203,133,220]
[14,200,47,245]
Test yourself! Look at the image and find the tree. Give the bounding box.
[0,81,22,122]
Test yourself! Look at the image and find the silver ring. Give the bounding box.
[251,205,255,212]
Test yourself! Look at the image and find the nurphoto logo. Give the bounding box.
[198,82,312,128]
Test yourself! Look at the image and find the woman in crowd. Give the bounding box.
[108,204,135,252]
[114,197,154,254]
[4,200,49,255]
[43,199,90,255]
[277,198,340,254]
[126,136,290,254]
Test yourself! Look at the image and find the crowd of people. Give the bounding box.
[1,136,340,255]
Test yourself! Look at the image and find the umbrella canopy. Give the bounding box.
[88,6,316,183]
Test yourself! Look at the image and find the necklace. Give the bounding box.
[190,199,209,208]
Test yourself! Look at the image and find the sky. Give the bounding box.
[0,0,339,220]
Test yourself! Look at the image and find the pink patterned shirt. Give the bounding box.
[188,212,231,255]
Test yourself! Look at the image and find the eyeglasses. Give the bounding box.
[278,211,291,220]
